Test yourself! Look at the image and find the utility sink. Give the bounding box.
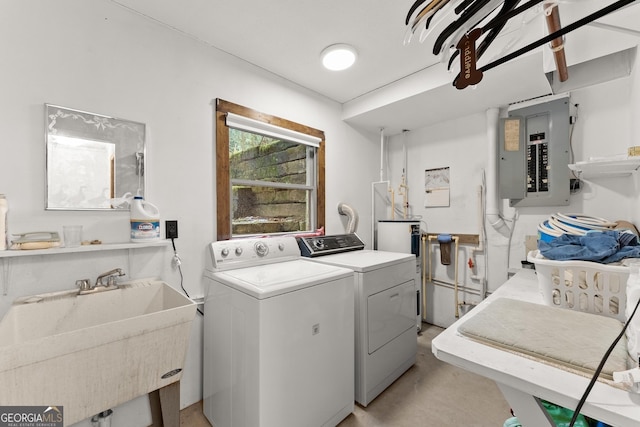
[0,278,196,426]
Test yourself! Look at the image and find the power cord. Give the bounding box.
[569,103,583,195]
[568,295,640,427]
[171,238,204,316]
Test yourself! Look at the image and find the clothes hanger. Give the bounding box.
[405,0,458,44]
[406,0,435,25]
[408,0,451,33]
[423,0,452,28]
[433,0,506,69]
[453,0,637,88]
[476,0,545,34]
[433,0,547,57]
[418,0,463,43]
[443,0,547,70]
[479,0,637,73]
[432,0,494,54]
[432,0,503,55]
[450,0,524,88]
[447,0,521,70]
[454,0,482,15]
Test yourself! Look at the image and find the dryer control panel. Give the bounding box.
[298,233,365,257]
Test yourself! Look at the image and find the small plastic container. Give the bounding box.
[63,225,83,248]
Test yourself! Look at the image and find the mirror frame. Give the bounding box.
[45,104,146,211]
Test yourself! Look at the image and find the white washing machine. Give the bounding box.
[203,236,354,427]
[298,234,417,407]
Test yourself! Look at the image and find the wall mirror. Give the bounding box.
[45,104,145,210]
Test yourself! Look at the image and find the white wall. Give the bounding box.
[385,71,640,328]
[4,0,639,422]
[0,1,379,426]
[630,46,640,229]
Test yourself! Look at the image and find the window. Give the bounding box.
[215,99,325,240]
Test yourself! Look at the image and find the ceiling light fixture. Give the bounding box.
[321,44,357,71]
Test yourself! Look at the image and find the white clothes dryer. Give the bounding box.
[298,234,417,407]
[203,236,354,427]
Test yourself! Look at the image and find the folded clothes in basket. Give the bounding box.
[539,230,640,264]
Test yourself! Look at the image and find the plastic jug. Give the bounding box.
[130,196,160,242]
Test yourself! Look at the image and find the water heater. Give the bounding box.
[376,220,421,256]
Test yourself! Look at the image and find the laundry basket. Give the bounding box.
[527,250,629,322]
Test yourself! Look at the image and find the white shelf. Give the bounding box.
[0,240,170,258]
[568,158,640,179]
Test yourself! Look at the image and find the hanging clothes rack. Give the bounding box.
[446,0,519,70]
[544,2,569,82]
[405,0,639,89]
[480,0,636,72]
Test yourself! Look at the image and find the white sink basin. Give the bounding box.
[0,278,196,426]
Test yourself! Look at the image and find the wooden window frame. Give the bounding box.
[215,99,325,241]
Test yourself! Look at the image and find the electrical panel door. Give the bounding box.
[499,97,570,207]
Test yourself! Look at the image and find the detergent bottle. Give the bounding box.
[626,262,640,371]
[130,196,160,242]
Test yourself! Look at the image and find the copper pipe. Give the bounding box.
[422,235,427,322]
[453,236,460,318]
[544,2,569,82]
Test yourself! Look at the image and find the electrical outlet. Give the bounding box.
[570,179,581,192]
[166,220,178,239]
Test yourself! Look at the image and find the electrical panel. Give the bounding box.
[499,96,570,207]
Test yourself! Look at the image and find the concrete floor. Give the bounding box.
[180,323,512,427]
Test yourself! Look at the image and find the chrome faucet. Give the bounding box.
[95,268,126,287]
[76,268,126,295]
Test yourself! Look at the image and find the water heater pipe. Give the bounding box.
[485,108,509,235]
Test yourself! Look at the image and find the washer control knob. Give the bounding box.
[254,241,268,257]
[221,248,229,257]
[278,243,285,251]
[313,239,324,249]
[235,247,243,256]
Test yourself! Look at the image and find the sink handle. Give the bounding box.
[76,279,92,292]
